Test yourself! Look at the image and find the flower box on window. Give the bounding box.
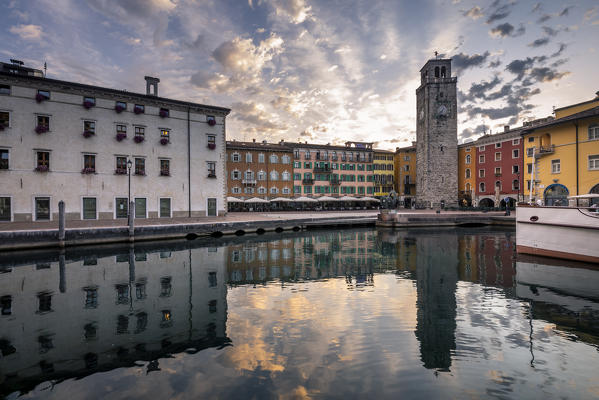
[83,100,95,109]
[35,125,48,134]
[159,108,169,118]
[116,133,127,141]
[114,104,126,113]
[134,105,144,114]
[81,167,95,174]
[82,130,94,138]
[207,143,216,150]
[35,165,49,172]
[207,118,216,126]
[115,168,127,175]
[160,169,170,176]
[134,135,145,143]
[160,138,169,145]
[35,93,47,103]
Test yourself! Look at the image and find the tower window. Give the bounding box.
[434,66,440,78]
[441,66,446,78]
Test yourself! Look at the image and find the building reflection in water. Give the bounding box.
[1,227,599,398]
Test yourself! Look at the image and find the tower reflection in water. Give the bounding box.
[2,227,599,398]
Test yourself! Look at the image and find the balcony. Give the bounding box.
[330,179,341,185]
[242,179,257,185]
[527,145,555,158]
[314,165,331,173]
[495,173,502,177]
[302,178,314,185]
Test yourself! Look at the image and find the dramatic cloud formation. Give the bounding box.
[0,0,596,146]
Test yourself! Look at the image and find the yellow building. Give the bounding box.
[458,143,475,206]
[395,144,417,207]
[522,94,599,205]
[373,150,395,197]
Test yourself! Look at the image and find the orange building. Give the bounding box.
[394,144,417,207]
[458,143,475,206]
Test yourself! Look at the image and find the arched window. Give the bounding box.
[231,152,240,162]
[495,181,501,189]
[281,155,290,164]
[441,66,446,78]
[434,66,440,77]
[466,154,471,164]
[512,180,519,190]
[270,154,279,163]
[480,182,486,192]
[231,170,240,180]
[258,187,266,194]
[270,170,279,180]
[245,170,254,180]
[282,187,290,194]
[466,183,471,191]
[282,171,290,181]
[544,184,569,206]
[465,169,471,178]
[270,187,278,194]
[257,170,266,181]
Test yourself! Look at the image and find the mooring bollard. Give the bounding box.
[59,251,66,293]
[128,245,135,283]
[128,201,135,242]
[58,200,65,247]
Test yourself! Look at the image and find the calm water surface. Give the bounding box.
[1,227,598,399]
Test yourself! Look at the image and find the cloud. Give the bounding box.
[489,23,525,38]
[528,37,550,48]
[9,24,43,40]
[488,60,501,68]
[460,124,487,140]
[537,14,552,23]
[452,51,490,72]
[460,75,502,102]
[463,6,483,20]
[270,0,312,24]
[230,101,287,132]
[87,0,175,21]
[584,7,597,21]
[213,34,284,75]
[531,3,542,13]
[486,5,511,24]
[528,67,570,82]
[542,26,559,37]
[559,6,573,17]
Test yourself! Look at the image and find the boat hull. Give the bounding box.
[516,205,599,263]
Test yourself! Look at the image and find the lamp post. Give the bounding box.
[517,172,521,204]
[127,159,133,217]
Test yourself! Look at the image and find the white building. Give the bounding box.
[0,61,230,222]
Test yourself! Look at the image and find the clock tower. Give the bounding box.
[415,58,458,208]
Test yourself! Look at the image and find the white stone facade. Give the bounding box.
[0,69,230,221]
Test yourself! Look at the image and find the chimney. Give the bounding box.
[144,76,160,96]
[252,138,256,143]
[262,140,267,144]
[504,125,510,132]
[596,90,599,98]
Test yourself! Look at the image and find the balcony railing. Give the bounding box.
[330,179,341,185]
[302,178,314,185]
[527,145,555,157]
[495,173,502,177]
[242,179,257,185]
[314,166,331,173]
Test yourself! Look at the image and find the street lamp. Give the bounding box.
[127,159,133,218]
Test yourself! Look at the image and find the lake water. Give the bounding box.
[1,227,598,399]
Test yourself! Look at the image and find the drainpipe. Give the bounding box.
[575,121,579,206]
[529,147,535,204]
[188,107,191,217]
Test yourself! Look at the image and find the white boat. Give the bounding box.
[516,198,599,263]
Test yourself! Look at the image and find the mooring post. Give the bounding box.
[59,250,66,293]
[128,201,135,242]
[58,200,65,247]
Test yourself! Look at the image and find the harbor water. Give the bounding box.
[1,227,598,399]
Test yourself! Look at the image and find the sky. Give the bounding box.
[1,0,598,150]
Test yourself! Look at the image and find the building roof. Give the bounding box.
[554,96,599,112]
[521,106,599,134]
[472,127,524,146]
[0,70,231,115]
[374,149,395,154]
[283,142,373,152]
[395,145,416,152]
[226,140,292,152]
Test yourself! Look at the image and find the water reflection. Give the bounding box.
[0,228,598,399]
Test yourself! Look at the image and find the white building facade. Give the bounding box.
[0,62,230,222]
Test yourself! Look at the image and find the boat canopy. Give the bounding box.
[567,194,599,199]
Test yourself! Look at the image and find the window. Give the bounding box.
[258,187,266,194]
[232,170,240,180]
[38,292,52,313]
[83,120,95,135]
[135,198,146,218]
[115,198,128,218]
[258,171,266,180]
[0,149,8,170]
[404,155,410,161]
[495,152,501,161]
[479,155,485,163]
[589,155,599,170]
[232,153,240,162]
[37,115,50,131]
[84,287,98,308]
[36,151,50,172]
[0,111,9,129]
[1,295,11,315]
[134,104,145,114]
[294,186,301,194]
[465,168,471,178]
[512,149,519,158]
[232,187,241,194]
[466,154,471,164]
[0,196,11,221]
[244,170,254,180]
[82,197,97,219]
[282,155,290,164]
[0,85,10,95]
[258,153,265,163]
[479,169,485,178]
[207,134,216,147]
[115,101,126,110]
[512,165,519,174]
[512,138,520,145]
[246,153,252,163]
[116,156,127,174]
[282,187,290,194]
[160,159,170,176]
[135,158,145,175]
[551,159,561,173]
[404,165,410,171]
[589,125,599,140]
[134,126,144,138]
[116,124,127,136]
[270,154,279,163]
[528,136,535,143]
[495,181,501,189]
[37,90,50,100]
[282,171,291,181]
[83,154,95,172]
[270,170,279,180]
[270,187,278,194]
[495,167,501,175]
[83,96,95,107]
[160,198,171,217]
[206,115,216,125]
[527,163,532,173]
[159,108,169,118]
[160,277,172,297]
[305,150,311,160]
[512,180,520,190]
[160,129,169,139]
[207,161,216,177]
[479,182,485,192]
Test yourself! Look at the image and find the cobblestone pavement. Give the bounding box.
[0,209,507,232]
